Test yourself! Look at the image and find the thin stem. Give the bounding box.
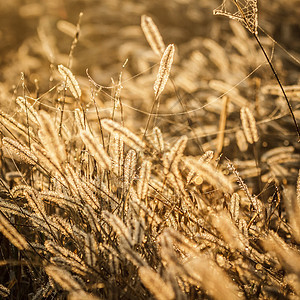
[59,12,83,136]
[143,96,158,139]
[232,0,300,141]
[253,33,300,141]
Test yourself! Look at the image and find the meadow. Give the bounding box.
[0,0,300,299]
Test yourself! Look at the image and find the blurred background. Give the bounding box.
[1,0,299,82]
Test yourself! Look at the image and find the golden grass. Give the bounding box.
[0,0,299,299]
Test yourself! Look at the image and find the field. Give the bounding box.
[0,0,300,299]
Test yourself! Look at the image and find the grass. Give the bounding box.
[0,0,300,299]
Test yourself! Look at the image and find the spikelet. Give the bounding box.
[201,150,214,162]
[131,218,145,245]
[61,164,80,198]
[124,150,137,190]
[64,164,100,210]
[37,26,54,63]
[32,142,64,175]
[163,135,187,174]
[74,108,86,132]
[57,20,77,37]
[227,160,252,201]
[50,215,77,240]
[263,231,300,274]
[31,215,58,238]
[0,203,54,239]
[101,119,144,152]
[0,110,34,138]
[183,256,240,300]
[138,266,175,300]
[0,200,32,219]
[152,126,164,152]
[209,80,249,107]
[31,282,51,300]
[45,240,88,275]
[159,234,183,274]
[80,129,112,170]
[240,107,259,144]
[261,146,294,162]
[187,150,214,184]
[98,183,119,206]
[11,184,46,218]
[184,157,233,194]
[111,132,124,175]
[203,39,229,73]
[166,170,187,197]
[141,15,165,56]
[119,241,146,267]
[230,193,240,223]
[102,211,133,247]
[154,44,175,99]
[0,284,10,298]
[58,64,81,99]
[68,291,101,300]
[235,129,248,152]
[38,111,67,168]
[284,170,300,242]
[211,211,244,251]
[2,137,37,165]
[163,228,199,255]
[238,218,248,239]
[0,213,29,250]
[84,233,98,267]
[137,160,152,200]
[40,190,80,210]
[23,187,47,219]
[16,96,39,125]
[297,170,300,208]
[45,265,82,291]
[83,205,101,233]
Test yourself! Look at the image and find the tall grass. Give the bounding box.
[0,0,300,299]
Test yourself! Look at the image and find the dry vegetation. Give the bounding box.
[0,0,300,299]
